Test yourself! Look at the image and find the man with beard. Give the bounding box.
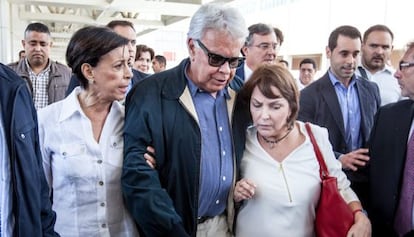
[8,22,71,110]
[298,25,381,207]
[356,24,404,105]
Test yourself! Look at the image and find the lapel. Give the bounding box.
[355,78,370,133]
[235,63,245,81]
[320,74,347,138]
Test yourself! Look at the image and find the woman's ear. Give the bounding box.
[81,63,95,84]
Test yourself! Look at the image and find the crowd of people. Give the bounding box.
[1,2,414,237]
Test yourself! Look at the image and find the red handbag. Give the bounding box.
[305,123,354,237]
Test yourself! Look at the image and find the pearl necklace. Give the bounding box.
[261,127,293,149]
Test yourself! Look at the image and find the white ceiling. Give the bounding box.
[8,0,234,49]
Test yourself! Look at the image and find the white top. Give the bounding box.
[236,122,358,237]
[243,64,253,82]
[356,65,403,106]
[37,87,139,237]
[0,112,13,236]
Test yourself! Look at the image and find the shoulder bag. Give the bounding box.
[305,122,354,237]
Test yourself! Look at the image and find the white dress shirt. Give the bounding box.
[37,87,139,237]
[0,112,14,237]
[356,65,403,106]
[236,122,358,237]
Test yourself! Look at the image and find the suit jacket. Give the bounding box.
[368,99,414,237]
[65,68,148,96]
[235,62,245,82]
[0,63,58,237]
[298,71,381,182]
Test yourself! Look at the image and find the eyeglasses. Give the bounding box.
[252,42,279,51]
[399,61,414,71]
[195,39,244,69]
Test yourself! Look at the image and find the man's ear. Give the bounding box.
[187,38,196,58]
[241,46,249,56]
[325,46,331,59]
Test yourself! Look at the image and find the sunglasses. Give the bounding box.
[196,39,244,69]
[399,61,414,71]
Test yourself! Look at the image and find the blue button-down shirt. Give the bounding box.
[186,75,233,217]
[328,70,362,151]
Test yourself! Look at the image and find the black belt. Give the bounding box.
[197,216,213,224]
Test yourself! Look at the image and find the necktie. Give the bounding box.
[394,132,414,236]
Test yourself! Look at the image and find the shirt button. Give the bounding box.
[62,152,67,156]
[222,151,226,156]
[100,202,105,207]
[97,160,102,164]
[20,133,25,139]
[113,142,117,147]
[101,223,106,228]
[98,181,104,186]
[219,126,223,131]
[215,200,220,204]
[222,176,226,181]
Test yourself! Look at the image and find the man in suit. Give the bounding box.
[368,41,414,237]
[65,20,148,96]
[298,25,381,207]
[235,23,280,82]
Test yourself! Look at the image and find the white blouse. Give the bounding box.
[236,121,358,237]
[38,87,139,237]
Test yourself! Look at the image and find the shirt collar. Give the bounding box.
[328,69,357,87]
[184,63,230,99]
[59,87,124,122]
[25,58,51,75]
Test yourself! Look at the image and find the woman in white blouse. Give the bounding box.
[233,65,371,237]
[37,26,138,237]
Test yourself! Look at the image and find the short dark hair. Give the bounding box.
[106,20,135,32]
[363,24,394,43]
[135,44,155,61]
[154,55,166,66]
[328,25,361,51]
[279,59,289,67]
[299,58,317,69]
[18,50,25,57]
[273,27,284,46]
[66,26,129,89]
[24,22,50,37]
[245,23,274,46]
[239,64,299,128]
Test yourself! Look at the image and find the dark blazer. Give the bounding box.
[298,71,381,182]
[368,99,414,237]
[235,62,246,82]
[65,68,148,96]
[0,63,58,237]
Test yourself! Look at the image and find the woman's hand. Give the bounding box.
[144,146,157,169]
[346,211,372,237]
[234,178,256,202]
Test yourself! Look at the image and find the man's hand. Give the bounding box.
[339,148,369,171]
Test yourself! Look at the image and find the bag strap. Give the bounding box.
[305,122,329,179]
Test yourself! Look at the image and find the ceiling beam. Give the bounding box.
[19,11,165,28]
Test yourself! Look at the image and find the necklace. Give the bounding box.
[261,126,293,149]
